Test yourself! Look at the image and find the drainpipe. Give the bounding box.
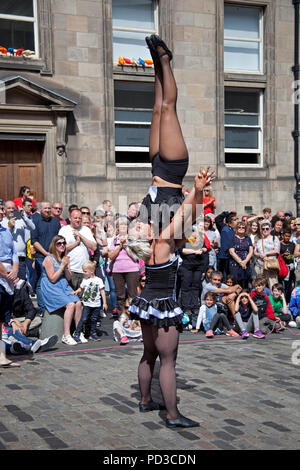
[292,0,300,216]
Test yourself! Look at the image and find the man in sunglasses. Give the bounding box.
[51,202,67,227]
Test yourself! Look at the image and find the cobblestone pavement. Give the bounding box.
[1,318,300,451]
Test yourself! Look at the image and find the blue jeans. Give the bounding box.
[105,269,117,310]
[35,257,45,314]
[74,306,100,337]
[3,327,37,355]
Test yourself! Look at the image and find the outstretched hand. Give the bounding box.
[195,166,215,193]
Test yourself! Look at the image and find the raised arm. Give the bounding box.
[162,167,215,245]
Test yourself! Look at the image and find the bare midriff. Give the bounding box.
[152,175,182,188]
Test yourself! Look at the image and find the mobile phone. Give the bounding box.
[8,209,22,220]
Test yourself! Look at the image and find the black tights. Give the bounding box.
[138,321,180,419]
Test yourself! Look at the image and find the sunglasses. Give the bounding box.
[82,211,90,215]
[53,206,62,210]
[262,227,270,231]
[56,241,66,246]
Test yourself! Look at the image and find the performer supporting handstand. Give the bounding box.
[138,35,189,224]
[129,35,215,428]
[129,165,214,428]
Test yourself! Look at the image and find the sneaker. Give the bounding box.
[120,336,129,345]
[253,329,265,339]
[90,334,101,341]
[39,335,58,352]
[205,329,214,338]
[241,329,249,339]
[72,335,82,343]
[79,333,88,343]
[99,311,107,318]
[214,328,223,335]
[30,339,42,353]
[112,309,119,318]
[62,335,78,346]
[288,321,297,328]
[296,317,300,328]
[10,342,28,355]
[226,329,240,337]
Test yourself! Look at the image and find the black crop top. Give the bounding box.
[151,153,189,185]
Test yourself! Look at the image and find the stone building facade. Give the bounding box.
[0,0,296,216]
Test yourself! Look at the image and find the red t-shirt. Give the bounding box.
[203,196,216,215]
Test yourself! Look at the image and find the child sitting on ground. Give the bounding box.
[71,260,108,342]
[191,291,239,338]
[234,290,263,339]
[113,310,142,345]
[289,285,300,328]
[250,276,282,335]
[268,283,291,327]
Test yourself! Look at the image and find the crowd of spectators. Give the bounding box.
[1,184,300,367]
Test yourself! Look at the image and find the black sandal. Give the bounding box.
[150,34,173,61]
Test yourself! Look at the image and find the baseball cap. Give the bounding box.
[284,211,293,216]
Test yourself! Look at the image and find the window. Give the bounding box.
[224,4,263,73]
[114,81,154,164]
[112,0,157,64]
[0,0,39,57]
[224,89,263,166]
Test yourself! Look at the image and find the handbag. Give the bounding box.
[262,238,280,271]
[278,253,289,280]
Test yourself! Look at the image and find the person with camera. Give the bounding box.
[2,200,35,281]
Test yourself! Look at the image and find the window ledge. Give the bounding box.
[113,64,154,78]
[0,57,46,72]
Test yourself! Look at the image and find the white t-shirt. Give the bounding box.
[80,276,104,307]
[58,224,96,273]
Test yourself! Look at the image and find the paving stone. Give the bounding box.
[1,326,300,450]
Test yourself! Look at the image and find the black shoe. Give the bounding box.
[145,36,159,62]
[139,401,166,412]
[150,34,173,61]
[38,335,58,352]
[166,414,199,429]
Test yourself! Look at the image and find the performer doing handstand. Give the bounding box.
[129,35,215,428]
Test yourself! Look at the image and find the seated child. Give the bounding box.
[113,310,142,345]
[201,266,215,292]
[234,290,263,339]
[288,285,300,328]
[201,270,242,321]
[268,283,291,327]
[191,292,239,338]
[71,260,108,342]
[250,276,282,335]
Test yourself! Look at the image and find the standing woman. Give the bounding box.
[247,219,261,280]
[229,221,253,289]
[138,35,189,225]
[204,215,219,269]
[13,186,36,211]
[108,217,140,316]
[41,235,82,345]
[178,218,210,319]
[253,220,280,289]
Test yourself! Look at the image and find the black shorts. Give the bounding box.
[138,186,184,223]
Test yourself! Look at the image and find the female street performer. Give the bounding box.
[138,34,189,224]
[129,164,214,428]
